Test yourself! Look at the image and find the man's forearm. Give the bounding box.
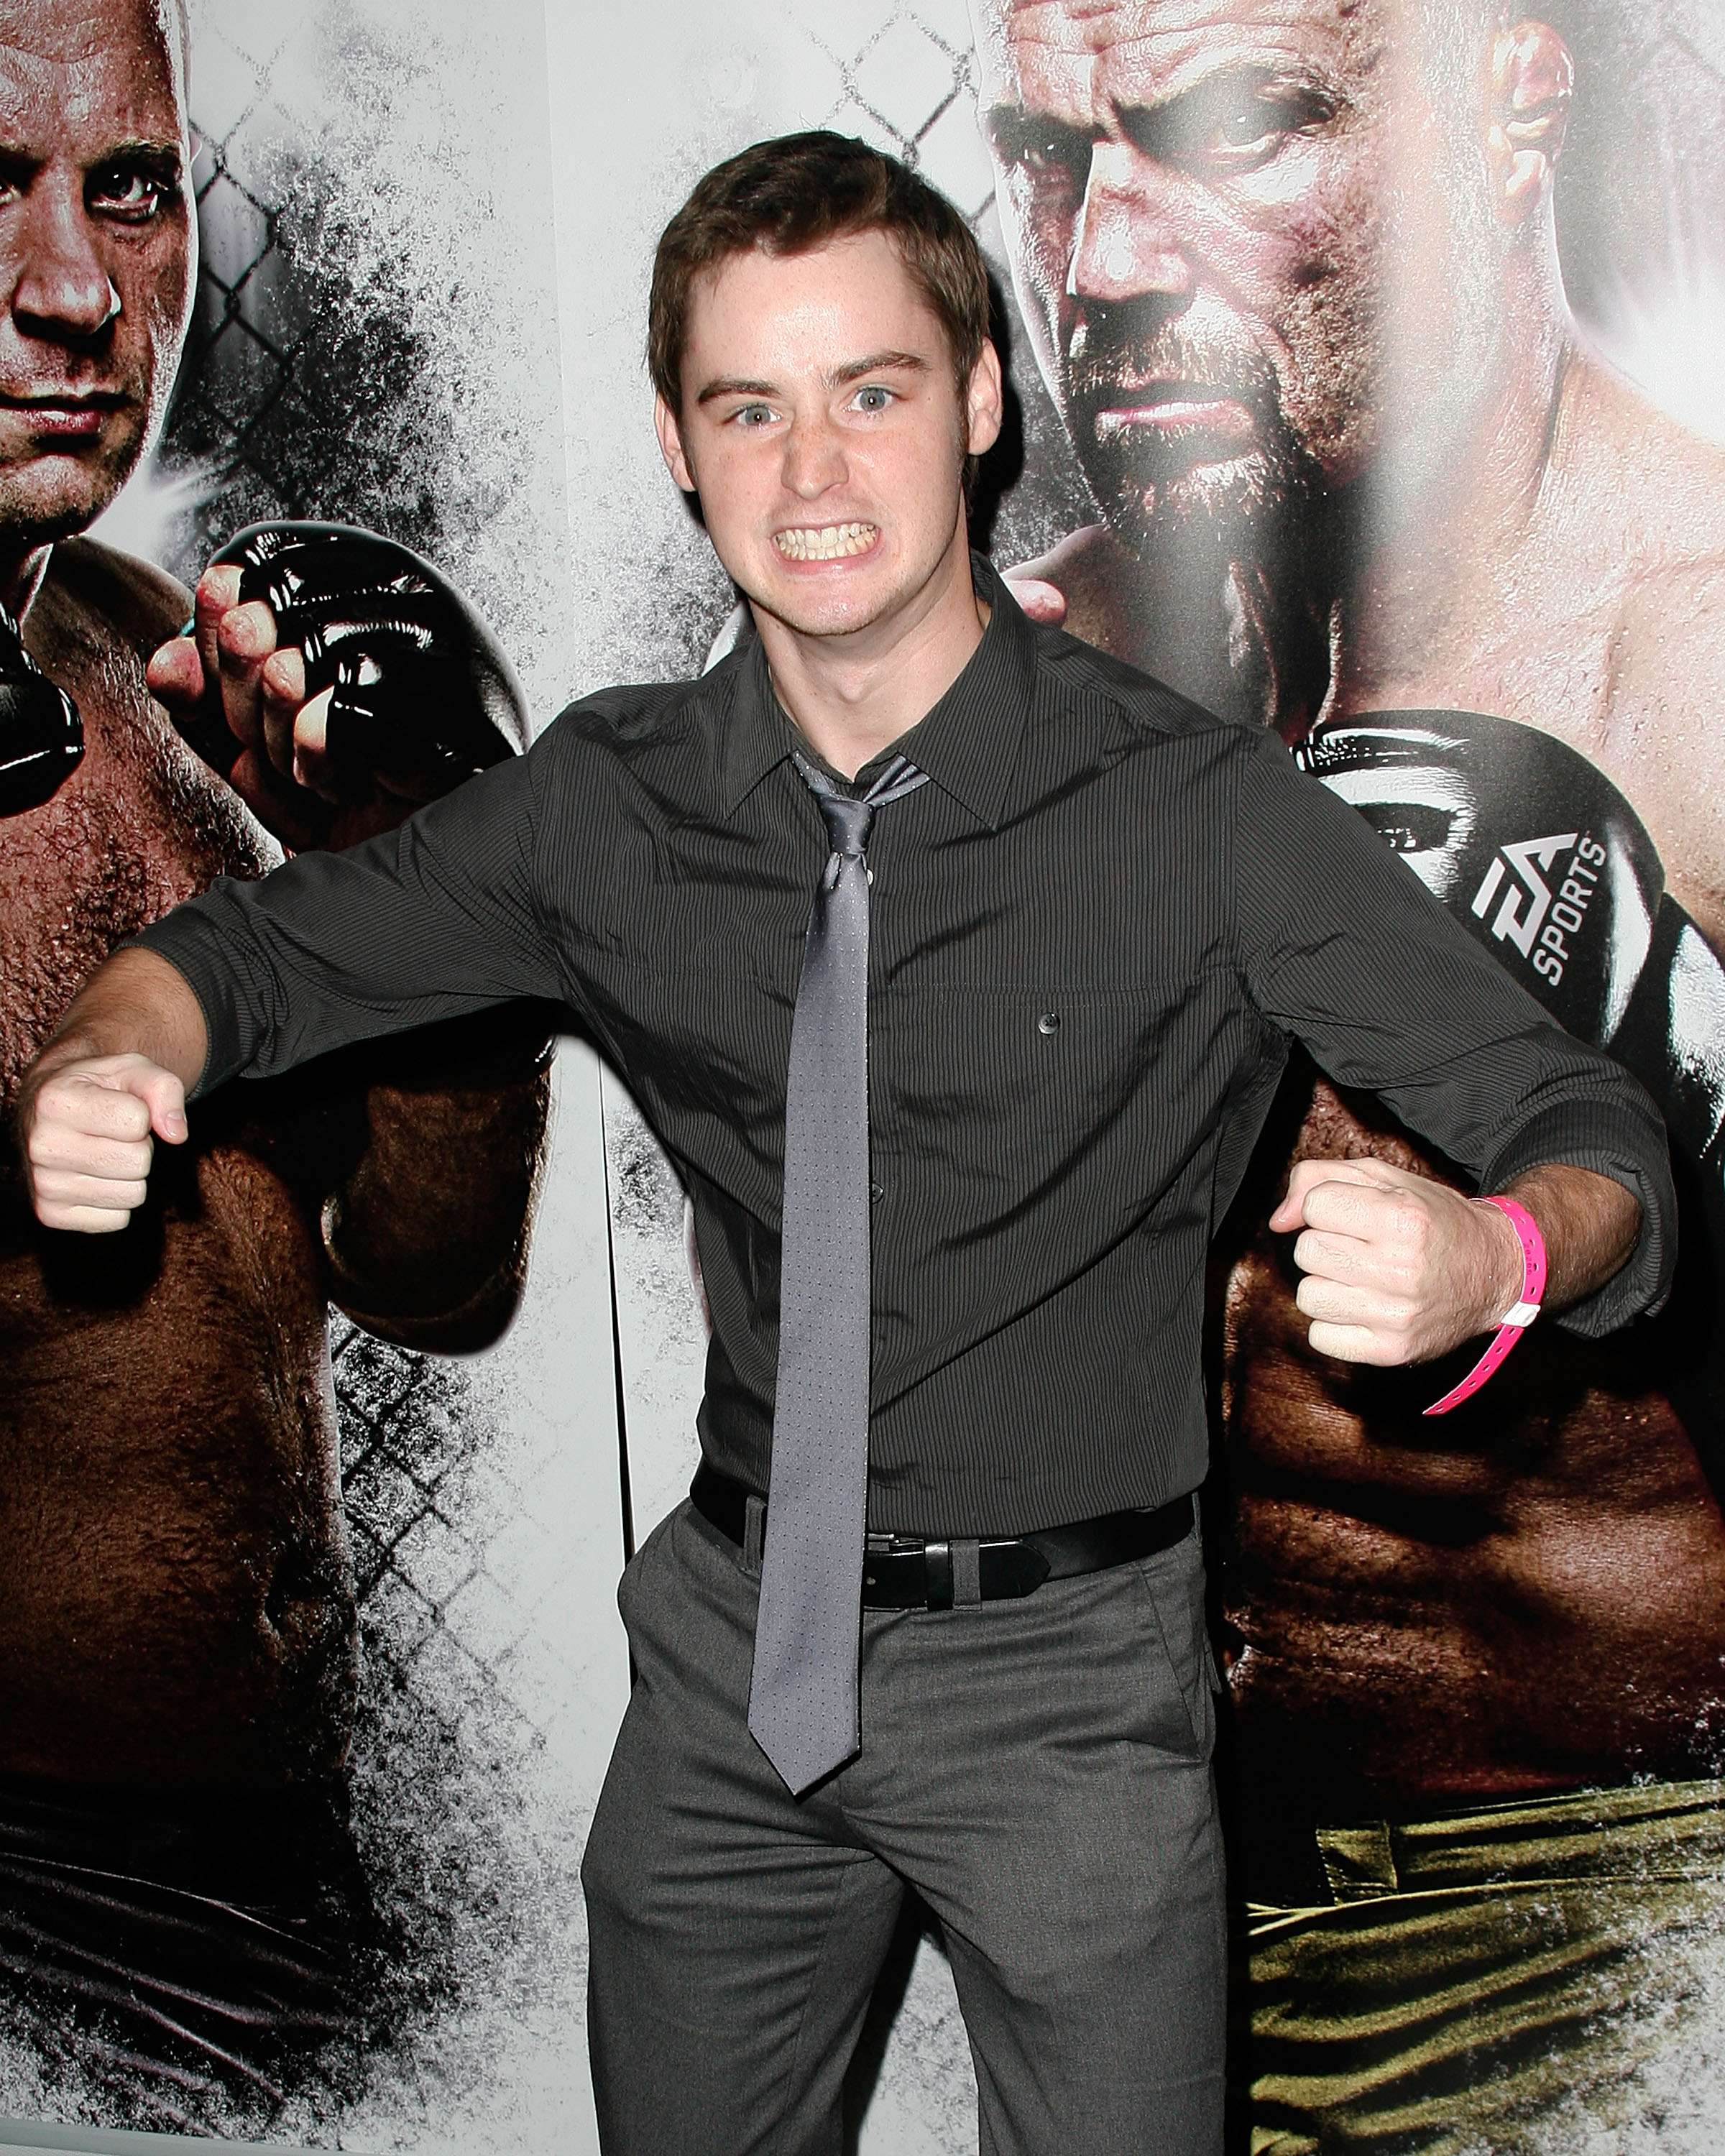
[1502,1163,1642,1317]
[29,947,208,1092]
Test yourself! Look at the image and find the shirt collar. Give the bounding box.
[715,554,1040,831]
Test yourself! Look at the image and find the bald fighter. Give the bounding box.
[972,0,1725,2142]
[0,0,546,2099]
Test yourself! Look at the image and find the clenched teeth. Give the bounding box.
[774,522,878,561]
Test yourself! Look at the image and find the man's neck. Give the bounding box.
[1327,309,1573,720]
[1,541,55,625]
[753,526,988,780]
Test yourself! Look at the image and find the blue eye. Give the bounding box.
[854,386,892,412]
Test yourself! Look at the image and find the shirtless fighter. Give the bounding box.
[1,0,546,2100]
[972,0,1725,2142]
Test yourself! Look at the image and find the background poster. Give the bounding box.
[558,1,1725,2152]
[3,1,627,2149]
[4,1,1725,2153]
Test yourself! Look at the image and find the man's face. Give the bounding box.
[972,0,1493,550]
[656,230,1000,645]
[0,0,194,549]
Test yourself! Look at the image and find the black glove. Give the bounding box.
[1296,709,1665,1052]
[211,521,528,788]
[0,600,83,817]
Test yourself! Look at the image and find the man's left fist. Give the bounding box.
[1270,1156,1525,1367]
[147,521,529,852]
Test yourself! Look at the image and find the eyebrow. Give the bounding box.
[985,63,1330,161]
[694,349,932,407]
[0,136,185,180]
[97,138,185,165]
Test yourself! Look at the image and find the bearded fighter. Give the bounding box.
[972,0,1725,2144]
[0,0,547,2101]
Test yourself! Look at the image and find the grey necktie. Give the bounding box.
[748,749,929,1796]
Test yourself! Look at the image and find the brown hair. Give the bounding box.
[647,132,991,416]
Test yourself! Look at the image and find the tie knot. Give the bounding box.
[817,792,873,860]
[793,750,929,867]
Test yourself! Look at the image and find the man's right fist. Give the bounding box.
[22,1051,188,1234]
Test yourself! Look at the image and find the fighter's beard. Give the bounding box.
[1064,321,1340,731]
[1070,313,1325,536]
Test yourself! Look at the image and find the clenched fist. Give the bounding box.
[1270,1156,1530,1366]
[22,1051,188,1233]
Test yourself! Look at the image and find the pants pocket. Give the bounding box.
[1134,1535,1215,1759]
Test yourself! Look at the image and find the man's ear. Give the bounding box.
[1489,21,1573,226]
[655,392,697,493]
[965,338,1005,459]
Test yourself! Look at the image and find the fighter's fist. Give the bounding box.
[0,598,82,818]
[147,522,528,852]
[1270,1157,1524,1366]
[1000,571,1067,626]
[22,1052,188,1233]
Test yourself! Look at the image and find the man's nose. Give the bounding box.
[1070,143,1192,305]
[12,179,121,340]
[781,411,847,498]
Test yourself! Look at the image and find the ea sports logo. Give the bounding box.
[1471,831,1606,987]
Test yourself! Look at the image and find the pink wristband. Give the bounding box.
[1423,1196,1546,1417]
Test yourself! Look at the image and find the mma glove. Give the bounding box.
[212,519,528,792]
[0,599,82,817]
[1298,708,1724,1173]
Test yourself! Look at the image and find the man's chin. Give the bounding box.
[745,573,902,645]
[0,447,141,551]
[1095,448,1284,558]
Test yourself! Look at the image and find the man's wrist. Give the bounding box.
[1477,1193,1534,1327]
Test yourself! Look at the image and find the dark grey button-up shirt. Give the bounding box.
[139,566,1673,1536]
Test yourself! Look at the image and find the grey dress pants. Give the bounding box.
[581,1498,1225,2156]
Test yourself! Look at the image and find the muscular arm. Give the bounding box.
[318,1042,551,1351]
[132,532,555,1337]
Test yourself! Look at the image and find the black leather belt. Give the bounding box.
[690,1462,1195,1611]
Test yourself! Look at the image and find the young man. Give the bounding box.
[19,134,1672,2155]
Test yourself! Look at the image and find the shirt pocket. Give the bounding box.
[874,979,1236,1227]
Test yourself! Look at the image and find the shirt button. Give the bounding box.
[1038,1011,1061,1035]
[870,1181,885,1202]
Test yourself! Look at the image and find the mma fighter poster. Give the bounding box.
[4,3,1725,2155]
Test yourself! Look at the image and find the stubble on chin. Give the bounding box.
[0,431,146,553]
[1057,364,1346,727]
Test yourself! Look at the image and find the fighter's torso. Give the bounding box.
[1221,1070,1725,1817]
[0,540,356,1788]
